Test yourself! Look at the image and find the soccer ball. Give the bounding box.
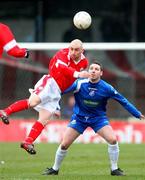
[73,11,92,30]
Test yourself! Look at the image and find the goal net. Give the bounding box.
[0,43,144,119]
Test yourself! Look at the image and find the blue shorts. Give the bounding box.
[68,114,109,134]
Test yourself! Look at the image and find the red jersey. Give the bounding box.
[49,48,88,92]
[0,23,27,58]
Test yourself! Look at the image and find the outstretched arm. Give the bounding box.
[109,86,142,119]
[0,23,29,58]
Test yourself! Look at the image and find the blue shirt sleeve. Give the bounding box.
[109,86,141,118]
[63,79,78,94]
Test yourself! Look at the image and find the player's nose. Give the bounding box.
[91,69,96,73]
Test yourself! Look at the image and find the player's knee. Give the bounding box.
[109,138,117,145]
[28,101,37,108]
[28,95,41,107]
[29,100,40,107]
[61,143,69,150]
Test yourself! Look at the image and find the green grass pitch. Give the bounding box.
[0,143,145,180]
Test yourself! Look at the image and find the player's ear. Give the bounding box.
[82,48,84,53]
[100,70,103,76]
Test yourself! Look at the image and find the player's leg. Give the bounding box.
[0,92,41,125]
[0,75,48,125]
[53,127,80,169]
[43,127,80,175]
[0,99,30,125]
[97,125,125,176]
[21,76,61,154]
[21,108,52,155]
[51,116,87,172]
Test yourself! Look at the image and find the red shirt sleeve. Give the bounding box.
[0,23,14,46]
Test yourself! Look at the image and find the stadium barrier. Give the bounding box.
[0,119,145,144]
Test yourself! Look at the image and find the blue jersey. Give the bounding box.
[65,78,141,119]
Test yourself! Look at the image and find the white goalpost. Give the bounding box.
[1,42,145,74]
[19,42,145,50]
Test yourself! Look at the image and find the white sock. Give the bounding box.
[108,142,119,171]
[52,145,67,171]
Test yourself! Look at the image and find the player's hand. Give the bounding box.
[79,71,90,78]
[140,114,145,120]
[25,49,29,58]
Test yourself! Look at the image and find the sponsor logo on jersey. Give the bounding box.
[84,100,99,107]
[89,90,95,96]
[88,88,97,96]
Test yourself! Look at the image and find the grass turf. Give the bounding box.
[0,143,145,180]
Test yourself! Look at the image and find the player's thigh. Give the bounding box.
[61,127,80,149]
[38,108,52,125]
[97,125,117,144]
[28,93,41,107]
[32,75,61,104]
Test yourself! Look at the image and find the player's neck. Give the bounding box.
[73,59,81,65]
[73,55,81,63]
[74,58,80,62]
[90,78,100,83]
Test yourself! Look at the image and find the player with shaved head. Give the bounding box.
[0,39,90,154]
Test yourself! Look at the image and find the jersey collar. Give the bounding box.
[67,53,85,64]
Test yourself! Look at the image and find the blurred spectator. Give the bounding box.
[62,95,75,119]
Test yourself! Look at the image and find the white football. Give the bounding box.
[73,11,92,30]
